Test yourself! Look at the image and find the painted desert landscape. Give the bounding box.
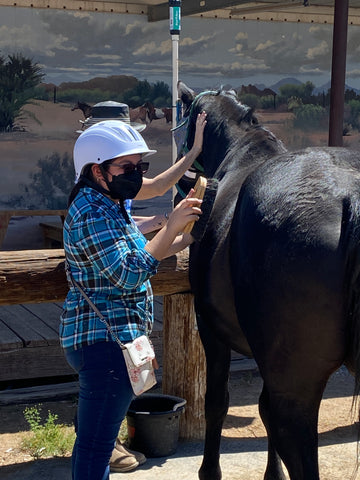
[1,99,360,250]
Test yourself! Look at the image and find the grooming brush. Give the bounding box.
[183,176,218,241]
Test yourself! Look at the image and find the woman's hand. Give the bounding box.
[191,111,207,156]
[166,188,203,234]
[144,189,202,261]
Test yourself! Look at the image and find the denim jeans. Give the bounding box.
[65,341,134,480]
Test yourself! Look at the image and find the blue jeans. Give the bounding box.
[65,341,134,480]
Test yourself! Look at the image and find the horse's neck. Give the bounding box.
[241,127,286,162]
[209,126,286,179]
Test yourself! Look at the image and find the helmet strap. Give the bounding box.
[79,175,111,197]
[118,200,131,225]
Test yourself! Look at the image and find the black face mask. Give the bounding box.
[105,170,143,201]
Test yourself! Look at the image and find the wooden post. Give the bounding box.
[162,292,206,440]
[328,0,349,146]
[0,212,11,247]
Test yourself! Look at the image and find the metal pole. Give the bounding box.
[169,0,181,205]
[328,0,349,146]
[171,34,179,165]
[169,0,181,165]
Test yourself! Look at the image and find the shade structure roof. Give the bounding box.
[0,0,359,25]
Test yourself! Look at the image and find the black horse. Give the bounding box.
[176,81,360,480]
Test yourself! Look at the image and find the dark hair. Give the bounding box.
[67,160,113,207]
[68,164,94,207]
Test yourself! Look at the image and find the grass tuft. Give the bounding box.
[21,405,75,459]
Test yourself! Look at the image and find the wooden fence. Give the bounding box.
[0,248,206,440]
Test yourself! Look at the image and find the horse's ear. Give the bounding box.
[243,107,258,125]
[177,81,195,109]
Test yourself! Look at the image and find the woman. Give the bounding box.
[60,113,207,480]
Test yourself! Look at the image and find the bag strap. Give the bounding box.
[65,261,126,350]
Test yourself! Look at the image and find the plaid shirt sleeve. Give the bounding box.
[76,212,158,290]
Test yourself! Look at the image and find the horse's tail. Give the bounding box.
[342,196,360,479]
[343,196,360,388]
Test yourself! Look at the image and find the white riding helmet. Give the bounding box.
[73,120,157,183]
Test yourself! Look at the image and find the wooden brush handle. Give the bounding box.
[183,176,207,233]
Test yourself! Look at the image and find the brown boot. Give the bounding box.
[109,438,146,473]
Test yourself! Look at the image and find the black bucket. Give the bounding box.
[126,393,186,457]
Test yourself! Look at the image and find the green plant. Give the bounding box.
[22,405,75,459]
[292,104,328,131]
[238,93,261,110]
[260,95,276,110]
[347,99,360,130]
[119,418,128,443]
[56,88,118,104]
[0,53,44,131]
[278,81,315,105]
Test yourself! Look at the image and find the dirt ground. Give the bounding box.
[0,367,358,479]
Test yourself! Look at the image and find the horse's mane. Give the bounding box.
[182,87,286,178]
[191,88,259,129]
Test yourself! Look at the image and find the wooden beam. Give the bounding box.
[0,249,190,305]
[149,0,247,22]
[0,0,150,15]
[0,0,359,25]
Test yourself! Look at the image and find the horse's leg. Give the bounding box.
[197,313,231,480]
[258,372,327,480]
[258,384,287,480]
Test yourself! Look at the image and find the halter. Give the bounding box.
[173,90,217,199]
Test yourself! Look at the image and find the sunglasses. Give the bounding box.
[110,161,149,175]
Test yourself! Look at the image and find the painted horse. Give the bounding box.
[144,101,165,122]
[130,101,164,124]
[71,101,93,119]
[162,107,172,123]
[175,81,360,480]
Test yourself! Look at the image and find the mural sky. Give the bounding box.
[1,6,360,91]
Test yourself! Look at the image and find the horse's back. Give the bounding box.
[236,147,360,252]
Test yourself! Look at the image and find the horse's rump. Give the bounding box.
[228,147,360,376]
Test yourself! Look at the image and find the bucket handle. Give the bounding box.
[173,399,186,412]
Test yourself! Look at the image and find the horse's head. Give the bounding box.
[174,81,285,205]
[143,101,165,122]
[176,81,261,178]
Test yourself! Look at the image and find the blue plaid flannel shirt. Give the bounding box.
[60,187,160,352]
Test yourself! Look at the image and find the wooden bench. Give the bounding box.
[0,299,164,383]
[39,222,64,247]
[0,302,74,381]
[0,209,67,248]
